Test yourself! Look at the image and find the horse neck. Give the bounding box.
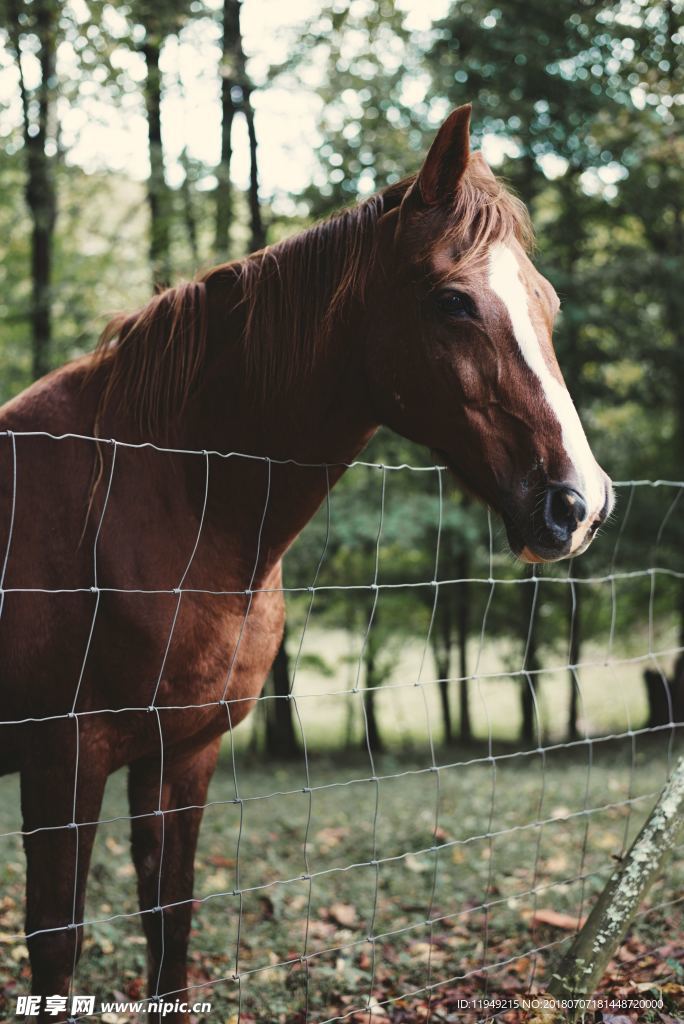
[185,256,379,573]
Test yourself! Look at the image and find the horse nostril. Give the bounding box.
[544,485,587,539]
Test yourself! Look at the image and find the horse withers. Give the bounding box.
[0,105,612,1021]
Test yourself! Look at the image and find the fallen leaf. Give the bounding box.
[328,902,357,928]
[531,908,586,930]
[315,826,350,851]
[125,977,145,999]
[206,854,236,869]
[405,853,428,873]
[351,996,388,1020]
[408,941,433,962]
[550,806,571,819]
[544,854,568,873]
[596,832,622,851]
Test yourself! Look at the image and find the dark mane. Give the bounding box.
[201,178,409,401]
[92,280,208,439]
[91,163,532,436]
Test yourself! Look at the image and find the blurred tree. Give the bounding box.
[427,0,638,198]
[520,571,541,745]
[3,0,59,378]
[178,147,200,266]
[129,0,191,287]
[430,580,455,744]
[613,0,684,645]
[425,510,481,745]
[215,0,264,260]
[215,0,239,260]
[263,623,300,758]
[566,568,582,742]
[272,0,422,218]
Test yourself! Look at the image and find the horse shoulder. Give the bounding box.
[0,356,99,435]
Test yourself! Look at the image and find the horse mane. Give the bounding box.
[201,181,406,402]
[92,280,208,440]
[91,160,532,437]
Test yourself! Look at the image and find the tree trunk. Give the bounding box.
[668,287,684,650]
[265,625,299,758]
[437,674,451,746]
[457,551,471,743]
[214,0,239,260]
[362,618,383,755]
[644,654,684,729]
[7,0,58,380]
[140,26,172,288]
[363,667,384,755]
[179,148,199,266]
[431,586,453,746]
[521,571,540,745]
[243,88,265,252]
[344,603,357,748]
[567,572,582,741]
[214,0,265,258]
[550,758,684,1020]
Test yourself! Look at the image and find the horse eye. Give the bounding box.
[435,290,475,318]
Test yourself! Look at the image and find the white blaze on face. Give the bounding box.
[487,242,606,540]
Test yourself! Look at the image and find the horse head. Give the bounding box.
[366,105,613,562]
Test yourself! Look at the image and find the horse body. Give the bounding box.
[0,279,376,1018]
[0,106,612,1021]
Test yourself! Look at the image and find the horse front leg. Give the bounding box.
[20,732,109,1022]
[128,736,221,1024]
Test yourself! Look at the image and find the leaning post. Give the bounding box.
[549,757,684,1021]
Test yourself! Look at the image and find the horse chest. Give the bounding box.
[105,585,286,763]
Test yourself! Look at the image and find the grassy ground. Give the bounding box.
[0,733,682,1023]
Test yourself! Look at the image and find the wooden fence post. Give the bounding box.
[549,757,684,1021]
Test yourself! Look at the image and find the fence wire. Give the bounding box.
[0,429,682,1022]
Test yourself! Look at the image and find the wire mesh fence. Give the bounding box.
[0,430,682,1022]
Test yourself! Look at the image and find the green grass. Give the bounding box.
[1,734,682,1022]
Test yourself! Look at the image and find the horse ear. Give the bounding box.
[416,104,472,205]
[468,149,498,184]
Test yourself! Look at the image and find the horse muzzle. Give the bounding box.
[505,475,614,563]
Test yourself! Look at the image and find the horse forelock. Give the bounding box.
[425,161,534,281]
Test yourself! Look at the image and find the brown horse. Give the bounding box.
[0,106,612,1021]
